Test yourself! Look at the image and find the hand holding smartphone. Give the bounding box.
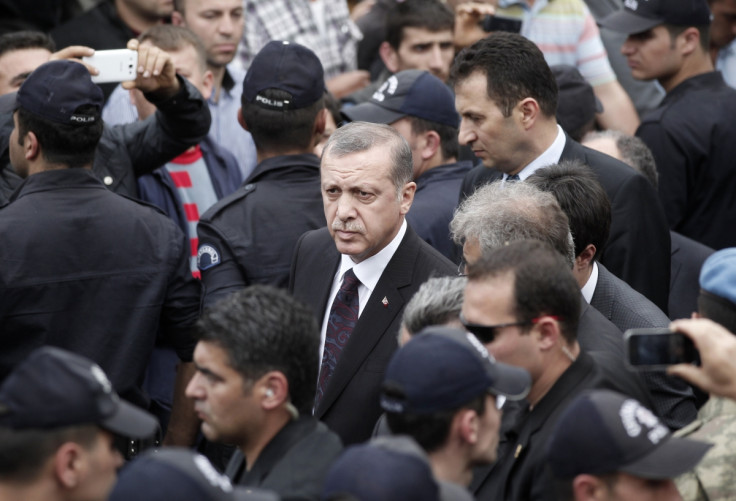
[82,49,138,84]
[624,328,699,371]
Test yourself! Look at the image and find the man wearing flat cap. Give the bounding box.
[0,60,201,445]
[342,69,472,261]
[545,389,710,501]
[382,326,531,492]
[0,346,159,501]
[197,40,327,307]
[601,0,736,250]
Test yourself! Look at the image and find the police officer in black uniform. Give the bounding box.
[0,60,201,447]
[196,40,328,307]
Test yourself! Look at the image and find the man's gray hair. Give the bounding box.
[322,121,413,194]
[400,276,467,337]
[450,180,576,268]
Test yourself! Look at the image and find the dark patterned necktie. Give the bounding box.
[506,174,521,182]
[316,268,361,407]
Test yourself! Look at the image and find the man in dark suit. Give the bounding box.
[461,240,649,501]
[527,160,698,429]
[289,121,456,446]
[452,31,672,315]
[582,129,715,320]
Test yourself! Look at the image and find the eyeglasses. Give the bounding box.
[457,259,467,277]
[460,314,562,344]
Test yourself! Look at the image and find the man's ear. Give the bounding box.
[534,315,562,351]
[679,27,702,56]
[420,130,441,161]
[572,473,610,501]
[517,97,541,131]
[258,371,290,411]
[575,244,597,271]
[54,442,85,489]
[399,181,417,216]
[23,130,41,161]
[379,41,401,73]
[456,408,480,445]
[314,108,327,137]
[237,107,248,131]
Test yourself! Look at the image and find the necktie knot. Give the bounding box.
[341,268,360,291]
[506,174,521,182]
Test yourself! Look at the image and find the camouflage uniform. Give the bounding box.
[675,397,736,500]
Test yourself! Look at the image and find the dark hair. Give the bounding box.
[0,425,97,482]
[138,24,207,73]
[241,89,325,153]
[467,240,581,344]
[409,116,459,161]
[195,285,320,414]
[385,0,454,50]
[451,31,558,118]
[698,290,736,333]
[0,31,55,58]
[385,394,486,453]
[664,23,710,52]
[16,105,103,167]
[527,160,611,261]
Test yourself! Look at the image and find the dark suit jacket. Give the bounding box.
[471,351,650,501]
[577,296,656,413]
[669,231,714,321]
[289,225,456,445]
[591,263,698,429]
[460,135,672,315]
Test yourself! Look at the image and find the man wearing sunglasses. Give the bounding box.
[461,239,654,501]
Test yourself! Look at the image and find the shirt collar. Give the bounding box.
[504,125,567,181]
[580,261,599,304]
[337,219,407,293]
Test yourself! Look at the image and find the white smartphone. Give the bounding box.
[82,49,138,84]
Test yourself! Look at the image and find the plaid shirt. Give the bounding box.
[237,0,362,80]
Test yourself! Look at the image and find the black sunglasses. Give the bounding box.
[460,314,560,343]
[459,313,529,343]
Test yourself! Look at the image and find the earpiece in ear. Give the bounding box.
[266,389,274,398]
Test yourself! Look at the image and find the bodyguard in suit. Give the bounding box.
[289,122,456,445]
[452,31,672,315]
[527,161,698,429]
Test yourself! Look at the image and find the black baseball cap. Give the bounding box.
[0,346,158,439]
[599,0,712,35]
[322,436,440,501]
[552,65,603,135]
[380,326,531,415]
[242,40,325,110]
[342,70,460,128]
[15,60,103,125]
[110,448,279,501]
[546,390,711,479]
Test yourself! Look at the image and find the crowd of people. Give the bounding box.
[1,0,736,499]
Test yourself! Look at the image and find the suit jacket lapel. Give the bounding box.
[315,228,420,417]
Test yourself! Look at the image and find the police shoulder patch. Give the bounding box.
[197,244,220,271]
